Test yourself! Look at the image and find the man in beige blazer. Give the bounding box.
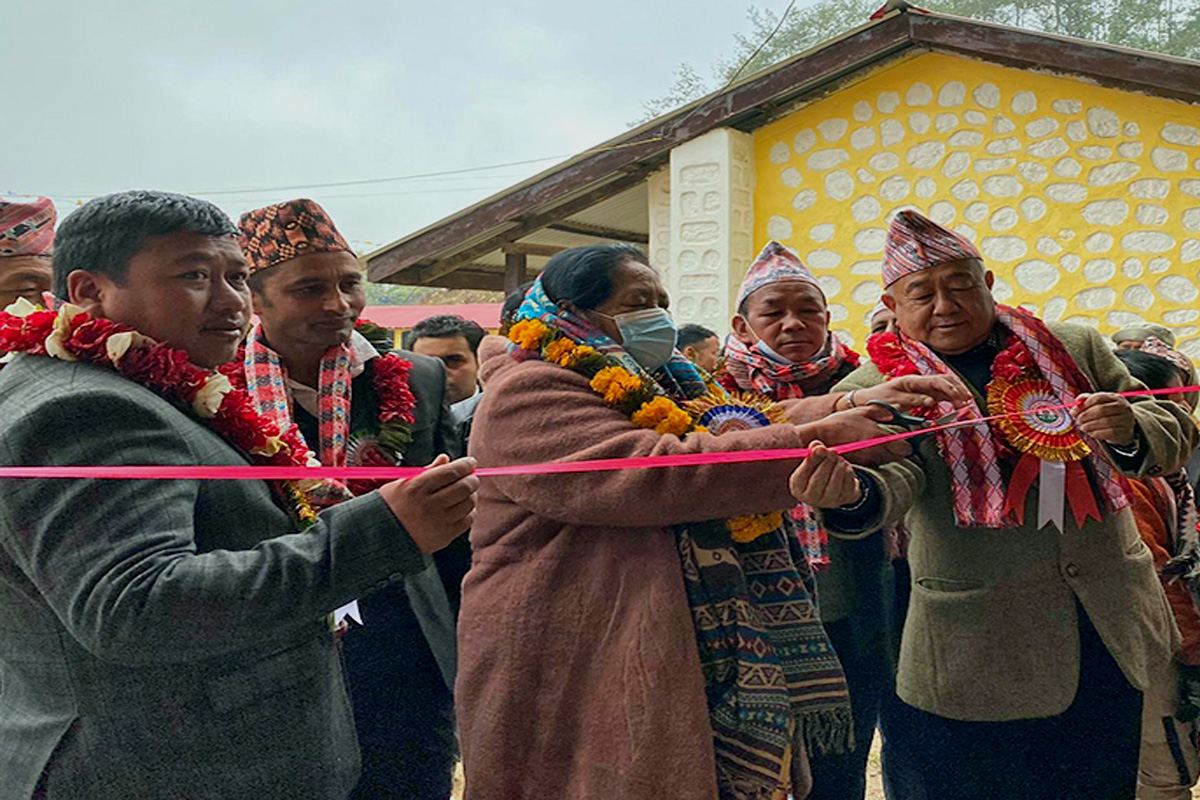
[791,210,1196,800]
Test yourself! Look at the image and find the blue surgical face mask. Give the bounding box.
[598,307,677,371]
[754,338,794,365]
[741,316,800,366]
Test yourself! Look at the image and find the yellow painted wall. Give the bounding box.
[753,52,1200,357]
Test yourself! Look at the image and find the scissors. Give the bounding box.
[865,400,959,447]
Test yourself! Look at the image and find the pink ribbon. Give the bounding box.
[0,386,1189,481]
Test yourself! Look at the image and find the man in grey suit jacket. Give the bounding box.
[792,211,1194,800]
[0,190,478,800]
[237,198,467,800]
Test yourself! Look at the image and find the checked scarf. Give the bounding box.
[900,304,1130,529]
[720,333,859,571]
[722,332,859,401]
[1140,336,1200,412]
[243,324,354,468]
[514,280,851,799]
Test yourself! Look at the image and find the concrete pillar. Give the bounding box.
[667,127,755,336]
[503,251,528,295]
[647,168,672,286]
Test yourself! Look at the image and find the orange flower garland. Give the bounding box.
[590,365,644,405]
[543,338,596,368]
[631,396,693,436]
[728,511,787,543]
[509,318,554,352]
[507,316,785,542]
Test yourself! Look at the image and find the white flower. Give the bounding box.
[191,373,232,418]
[294,455,326,492]
[43,304,86,362]
[250,435,285,458]
[105,331,150,364]
[4,297,39,318]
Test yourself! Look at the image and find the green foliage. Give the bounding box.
[637,63,711,122]
[638,0,1200,121]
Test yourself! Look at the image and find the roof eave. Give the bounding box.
[366,10,1200,285]
[366,12,916,282]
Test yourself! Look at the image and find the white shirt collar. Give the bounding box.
[287,330,380,417]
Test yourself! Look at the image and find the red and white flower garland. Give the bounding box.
[0,299,322,524]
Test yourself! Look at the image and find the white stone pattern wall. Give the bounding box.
[760,76,1200,355]
[669,128,756,332]
[647,169,673,286]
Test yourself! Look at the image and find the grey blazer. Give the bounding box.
[828,324,1193,721]
[0,354,432,799]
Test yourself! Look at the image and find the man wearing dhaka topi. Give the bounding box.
[237,198,465,800]
[0,197,56,310]
[0,190,477,800]
[791,209,1196,800]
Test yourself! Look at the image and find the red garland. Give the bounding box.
[0,308,56,355]
[868,330,1037,384]
[1,307,318,522]
[224,326,415,500]
[226,339,417,433]
[865,331,919,377]
[372,354,416,426]
[991,335,1037,382]
[866,330,1038,452]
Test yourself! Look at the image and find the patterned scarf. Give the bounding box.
[243,324,354,467]
[514,280,851,799]
[1140,336,1200,412]
[720,333,859,571]
[1163,471,1200,610]
[900,304,1130,528]
[722,332,860,401]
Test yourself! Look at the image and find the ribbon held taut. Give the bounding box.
[0,385,1191,481]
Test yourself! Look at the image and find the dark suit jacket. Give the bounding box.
[292,350,466,687]
[0,354,431,800]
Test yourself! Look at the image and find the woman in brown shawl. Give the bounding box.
[456,244,913,800]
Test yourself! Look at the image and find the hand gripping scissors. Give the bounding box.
[865,400,959,447]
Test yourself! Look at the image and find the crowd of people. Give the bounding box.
[0,190,1198,800]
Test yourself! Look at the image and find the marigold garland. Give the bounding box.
[544,338,596,368]
[508,315,784,542]
[509,318,554,352]
[630,396,694,436]
[728,510,787,543]
[2,300,318,525]
[590,365,644,405]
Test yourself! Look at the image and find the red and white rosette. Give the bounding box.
[987,375,1101,531]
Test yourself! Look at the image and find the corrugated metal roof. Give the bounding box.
[365,10,1200,289]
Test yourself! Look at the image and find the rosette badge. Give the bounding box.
[685,392,787,436]
[989,376,1092,463]
[987,375,1100,531]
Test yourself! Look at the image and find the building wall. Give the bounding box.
[668,129,756,331]
[753,51,1200,356]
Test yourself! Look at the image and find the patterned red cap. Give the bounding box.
[237,198,352,273]
[1140,336,1193,375]
[0,197,56,257]
[882,210,981,287]
[736,241,822,310]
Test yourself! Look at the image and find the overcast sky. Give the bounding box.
[5,0,788,254]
